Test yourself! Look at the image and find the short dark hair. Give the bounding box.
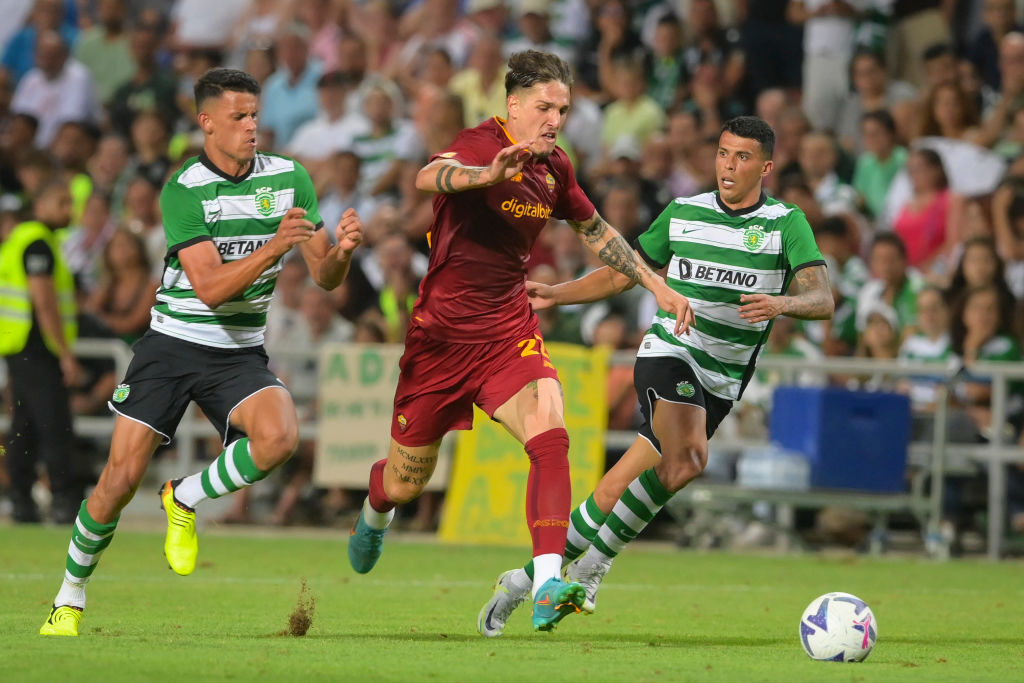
[861,109,896,135]
[922,42,954,63]
[720,116,775,158]
[817,215,849,238]
[505,50,573,96]
[871,232,907,260]
[194,68,261,110]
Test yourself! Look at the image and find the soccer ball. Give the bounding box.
[798,592,877,662]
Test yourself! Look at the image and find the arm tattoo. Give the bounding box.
[568,215,610,247]
[599,235,652,283]
[784,265,834,320]
[462,167,484,187]
[434,166,448,193]
[443,165,457,192]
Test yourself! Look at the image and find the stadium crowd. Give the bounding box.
[2,0,1024,546]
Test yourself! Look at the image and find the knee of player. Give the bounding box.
[250,426,299,464]
[384,477,425,505]
[657,444,707,492]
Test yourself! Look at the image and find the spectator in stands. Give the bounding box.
[225,0,283,71]
[295,0,341,74]
[950,283,1024,441]
[61,191,114,292]
[73,0,133,105]
[918,80,982,144]
[2,0,77,84]
[891,148,960,276]
[319,150,378,241]
[11,30,100,147]
[85,133,128,200]
[815,214,868,355]
[967,0,1020,92]
[898,285,952,412]
[645,13,687,113]
[349,79,423,199]
[351,0,404,76]
[886,2,953,89]
[921,42,959,91]
[664,109,707,197]
[837,49,917,154]
[797,130,859,218]
[123,110,172,193]
[375,231,420,343]
[84,228,157,344]
[853,110,909,225]
[856,233,922,334]
[448,32,507,127]
[119,174,163,277]
[787,0,859,132]
[0,112,39,192]
[504,0,573,65]
[287,71,363,182]
[991,178,1024,300]
[600,56,666,153]
[395,0,471,74]
[49,120,100,220]
[169,0,249,53]
[682,0,744,100]
[978,32,1024,149]
[947,236,1018,337]
[259,21,321,151]
[768,105,810,189]
[107,18,178,138]
[579,0,648,102]
[740,0,803,101]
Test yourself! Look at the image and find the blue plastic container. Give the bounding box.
[769,387,911,492]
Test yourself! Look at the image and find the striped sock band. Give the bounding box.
[524,493,608,579]
[564,494,609,561]
[592,468,673,559]
[176,438,269,508]
[63,500,118,587]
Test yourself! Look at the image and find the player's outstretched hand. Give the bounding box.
[336,207,363,254]
[526,280,557,310]
[657,289,695,336]
[738,293,785,324]
[486,140,533,184]
[273,207,316,255]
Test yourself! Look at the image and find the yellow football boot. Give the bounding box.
[160,479,197,576]
[40,605,82,636]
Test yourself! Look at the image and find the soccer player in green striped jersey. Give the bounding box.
[40,68,365,636]
[477,116,835,636]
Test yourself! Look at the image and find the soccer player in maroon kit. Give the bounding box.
[348,50,693,631]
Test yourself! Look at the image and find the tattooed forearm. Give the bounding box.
[430,163,486,193]
[568,215,610,247]
[782,265,834,320]
[599,235,653,283]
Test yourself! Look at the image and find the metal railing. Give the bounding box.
[5,341,1024,558]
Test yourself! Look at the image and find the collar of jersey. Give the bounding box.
[493,116,516,144]
[715,190,766,218]
[199,149,256,184]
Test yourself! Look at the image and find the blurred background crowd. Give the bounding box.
[3,0,1024,546]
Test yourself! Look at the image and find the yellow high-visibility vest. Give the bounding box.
[0,221,77,356]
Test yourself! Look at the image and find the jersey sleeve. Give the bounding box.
[292,161,324,230]
[159,180,211,254]
[429,128,494,166]
[781,207,825,271]
[552,152,596,223]
[633,202,675,269]
[23,239,55,276]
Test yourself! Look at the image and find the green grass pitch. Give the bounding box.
[1,524,1022,682]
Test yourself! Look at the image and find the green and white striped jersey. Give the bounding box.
[154,151,322,348]
[635,191,824,401]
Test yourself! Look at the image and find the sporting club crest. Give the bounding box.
[742,225,767,251]
[254,187,276,216]
[112,384,130,403]
[676,381,695,398]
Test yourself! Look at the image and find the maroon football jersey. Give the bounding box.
[411,117,595,342]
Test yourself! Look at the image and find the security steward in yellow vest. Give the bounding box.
[0,181,82,523]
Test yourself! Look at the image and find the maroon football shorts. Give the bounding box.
[390,322,561,446]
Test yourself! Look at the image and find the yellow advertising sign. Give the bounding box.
[438,343,609,546]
